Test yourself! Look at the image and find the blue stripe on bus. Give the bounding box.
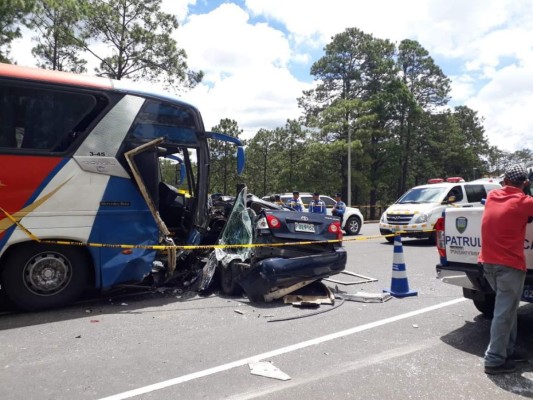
[89,176,158,289]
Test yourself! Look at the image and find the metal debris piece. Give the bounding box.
[263,280,317,302]
[198,252,218,291]
[337,291,392,303]
[234,309,244,315]
[249,361,291,381]
[324,271,378,285]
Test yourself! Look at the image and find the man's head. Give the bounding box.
[274,194,281,201]
[504,164,528,188]
[313,192,320,199]
[292,191,299,198]
[335,193,342,200]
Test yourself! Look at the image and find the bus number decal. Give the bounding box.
[89,152,106,157]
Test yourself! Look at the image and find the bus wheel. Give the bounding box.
[1,243,90,311]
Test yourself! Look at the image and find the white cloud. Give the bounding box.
[449,74,476,102]
[467,64,533,151]
[8,0,533,152]
[178,3,309,138]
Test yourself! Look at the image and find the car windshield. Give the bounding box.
[397,187,448,204]
[214,188,253,267]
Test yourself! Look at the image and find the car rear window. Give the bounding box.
[465,184,487,203]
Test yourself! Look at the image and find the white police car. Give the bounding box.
[379,177,501,243]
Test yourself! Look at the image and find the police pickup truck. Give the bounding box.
[435,206,533,317]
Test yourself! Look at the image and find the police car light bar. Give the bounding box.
[445,177,465,183]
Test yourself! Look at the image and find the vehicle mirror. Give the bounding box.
[176,163,185,185]
[237,146,245,175]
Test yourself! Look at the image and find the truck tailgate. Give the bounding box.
[444,206,533,266]
[444,207,483,264]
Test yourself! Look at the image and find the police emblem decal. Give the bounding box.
[456,217,467,234]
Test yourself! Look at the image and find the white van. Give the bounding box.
[379,178,501,243]
[276,193,365,235]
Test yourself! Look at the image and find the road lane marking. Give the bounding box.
[99,297,467,400]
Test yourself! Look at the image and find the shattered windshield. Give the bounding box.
[214,188,253,266]
[397,187,447,204]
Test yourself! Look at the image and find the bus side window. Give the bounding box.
[0,84,99,153]
[0,90,16,148]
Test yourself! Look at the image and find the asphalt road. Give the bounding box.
[2,223,533,400]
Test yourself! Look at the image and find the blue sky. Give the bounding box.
[12,0,533,152]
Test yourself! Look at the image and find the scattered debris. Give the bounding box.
[264,280,317,302]
[324,271,378,286]
[90,320,99,323]
[284,282,335,307]
[120,303,128,306]
[198,252,218,291]
[234,309,244,315]
[75,335,81,339]
[337,291,392,303]
[249,361,291,381]
[412,324,419,328]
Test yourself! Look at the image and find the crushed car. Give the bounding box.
[200,190,347,301]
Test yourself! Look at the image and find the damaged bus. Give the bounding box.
[0,64,244,311]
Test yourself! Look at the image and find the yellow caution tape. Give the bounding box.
[0,207,41,242]
[1,207,434,251]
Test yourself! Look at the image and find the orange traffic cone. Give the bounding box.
[383,234,417,298]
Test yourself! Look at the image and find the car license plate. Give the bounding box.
[295,222,314,233]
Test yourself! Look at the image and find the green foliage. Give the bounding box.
[81,0,203,89]
[0,0,35,63]
[30,0,87,72]
[209,118,243,195]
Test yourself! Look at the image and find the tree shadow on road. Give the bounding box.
[441,304,533,397]
[0,280,315,330]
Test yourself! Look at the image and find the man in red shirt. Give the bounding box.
[479,164,533,374]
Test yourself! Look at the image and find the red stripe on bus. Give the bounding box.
[0,155,64,215]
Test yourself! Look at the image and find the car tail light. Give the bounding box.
[266,214,281,229]
[256,217,269,230]
[435,216,446,259]
[328,221,343,241]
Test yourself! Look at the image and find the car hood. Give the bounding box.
[385,203,439,214]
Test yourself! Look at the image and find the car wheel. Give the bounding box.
[427,231,437,245]
[1,243,90,311]
[218,260,243,296]
[345,216,361,235]
[473,296,495,318]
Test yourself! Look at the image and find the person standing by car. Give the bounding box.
[308,192,327,214]
[479,164,533,375]
[332,193,346,223]
[286,191,303,211]
[274,194,283,205]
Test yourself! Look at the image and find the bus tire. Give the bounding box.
[1,243,90,311]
